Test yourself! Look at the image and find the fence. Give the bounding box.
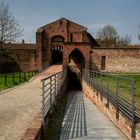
[83,69,139,138]
[41,70,67,129]
[0,71,37,90]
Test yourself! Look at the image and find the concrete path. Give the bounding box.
[59,90,128,140]
[0,65,62,140]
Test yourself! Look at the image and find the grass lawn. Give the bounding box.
[0,71,36,91]
[45,94,68,140]
[91,73,140,110]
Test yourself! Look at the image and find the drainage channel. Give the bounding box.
[59,69,87,139]
[44,68,82,140]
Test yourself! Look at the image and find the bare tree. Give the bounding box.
[118,34,131,47]
[138,25,140,40]
[97,25,131,47]
[0,1,23,44]
[97,25,119,47]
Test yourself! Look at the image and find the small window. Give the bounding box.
[70,33,73,42]
[60,21,62,25]
[101,56,106,70]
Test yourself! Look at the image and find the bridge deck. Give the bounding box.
[59,90,128,140]
[0,65,62,140]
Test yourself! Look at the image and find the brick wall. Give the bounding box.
[36,18,88,66]
[63,43,90,69]
[91,48,140,72]
[1,43,38,72]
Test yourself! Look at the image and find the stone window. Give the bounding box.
[70,33,73,42]
[101,56,106,70]
[60,21,62,25]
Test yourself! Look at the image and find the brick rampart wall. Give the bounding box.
[1,43,38,72]
[91,48,140,72]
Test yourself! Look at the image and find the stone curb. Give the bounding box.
[21,114,42,140]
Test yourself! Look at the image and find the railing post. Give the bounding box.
[13,74,15,84]
[24,72,26,80]
[55,74,57,97]
[19,73,21,82]
[91,71,93,87]
[100,73,102,101]
[96,72,98,96]
[116,75,119,119]
[41,81,45,127]
[50,77,52,106]
[131,80,135,138]
[5,75,7,86]
[106,73,109,108]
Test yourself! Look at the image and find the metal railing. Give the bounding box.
[83,69,139,138]
[41,70,67,128]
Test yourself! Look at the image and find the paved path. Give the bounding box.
[0,65,62,140]
[59,90,128,140]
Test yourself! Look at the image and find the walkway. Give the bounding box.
[59,90,128,140]
[0,65,62,140]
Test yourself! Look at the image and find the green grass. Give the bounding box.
[91,73,140,109]
[0,71,36,91]
[45,94,68,140]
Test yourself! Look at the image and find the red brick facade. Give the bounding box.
[2,18,140,73]
[36,18,98,71]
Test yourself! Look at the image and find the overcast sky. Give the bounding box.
[4,0,140,44]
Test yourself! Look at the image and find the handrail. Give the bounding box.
[41,70,67,128]
[82,69,137,138]
[41,71,63,82]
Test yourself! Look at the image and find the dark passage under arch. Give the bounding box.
[69,49,85,70]
[52,50,63,64]
[51,35,64,64]
[68,49,85,82]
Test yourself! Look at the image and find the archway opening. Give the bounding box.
[51,35,64,64]
[68,49,85,84]
[52,50,63,64]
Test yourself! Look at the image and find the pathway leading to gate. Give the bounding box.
[0,65,62,140]
[59,90,128,140]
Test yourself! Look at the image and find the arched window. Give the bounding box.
[70,33,73,42]
[51,35,64,42]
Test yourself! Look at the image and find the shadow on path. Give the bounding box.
[59,90,87,140]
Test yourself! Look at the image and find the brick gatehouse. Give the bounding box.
[1,18,140,73]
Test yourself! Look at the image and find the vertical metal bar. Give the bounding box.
[56,74,58,96]
[50,77,52,106]
[28,72,29,78]
[89,71,91,85]
[106,73,109,108]
[96,72,98,96]
[19,73,21,82]
[55,74,57,97]
[42,81,45,127]
[5,75,7,86]
[116,75,119,119]
[24,72,26,80]
[91,71,93,87]
[100,73,102,101]
[13,74,15,84]
[131,80,135,138]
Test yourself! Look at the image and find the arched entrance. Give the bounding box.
[51,35,64,64]
[68,48,85,74]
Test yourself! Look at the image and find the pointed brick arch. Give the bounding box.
[69,48,85,68]
[63,44,90,69]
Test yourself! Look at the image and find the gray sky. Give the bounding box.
[5,0,140,44]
